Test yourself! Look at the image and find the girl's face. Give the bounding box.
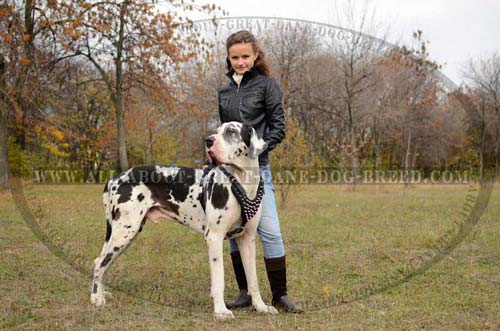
[228,42,258,75]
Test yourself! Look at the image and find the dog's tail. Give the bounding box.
[102,179,113,242]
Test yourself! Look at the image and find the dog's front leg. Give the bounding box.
[236,225,278,315]
[206,229,234,320]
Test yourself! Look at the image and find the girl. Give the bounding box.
[218,30,302,313]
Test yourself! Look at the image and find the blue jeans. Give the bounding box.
[229,163,285,258]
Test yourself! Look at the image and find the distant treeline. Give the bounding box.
[1,2,498,189]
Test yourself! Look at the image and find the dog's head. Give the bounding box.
[205,122,267,167]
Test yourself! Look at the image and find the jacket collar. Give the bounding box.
[226,66,260,87]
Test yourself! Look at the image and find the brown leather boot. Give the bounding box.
[265,255,304,314]
[226,251,252,309]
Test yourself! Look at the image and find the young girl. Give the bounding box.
[218,30,302,313]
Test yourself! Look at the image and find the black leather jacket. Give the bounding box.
[218,66,286,166]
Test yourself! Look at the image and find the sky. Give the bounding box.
[189,0,500,85]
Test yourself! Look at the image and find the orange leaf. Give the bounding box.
[20,57,31,66]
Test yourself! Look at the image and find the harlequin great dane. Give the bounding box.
[90,122,278,319]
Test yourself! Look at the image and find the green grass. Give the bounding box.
[1,183,499,330]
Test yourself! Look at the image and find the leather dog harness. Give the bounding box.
[217,165,265,227]
[201,164,265,234]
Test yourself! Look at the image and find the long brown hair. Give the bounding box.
[225,30,270,77]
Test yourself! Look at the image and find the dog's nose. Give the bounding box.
[205,136,215,148]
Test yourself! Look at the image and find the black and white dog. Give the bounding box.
[90,122,278,319]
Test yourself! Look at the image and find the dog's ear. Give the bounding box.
[241,124,267,159]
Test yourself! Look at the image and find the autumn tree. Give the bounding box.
[173,48,225,164]
[0,1,59,181]
[363,62,402,170]
[43,0,221,170]
[389,31,441,181]
[270,114,321,206]
[0,54,7,188]
[125,85,178,165]
[451,90,492,179]
[261,26,320,111]
[463,53,500,176]
[49,59,115,177]
[123,43,226,167]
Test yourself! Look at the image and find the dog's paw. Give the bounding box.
[214,309,235,320]
[267,305,279,314]
[255,304,279,315]
[90,293,105,307]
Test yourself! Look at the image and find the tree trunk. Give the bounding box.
[346,96,358,188]
[495,106,500,179]
[479,104,486,181]
[0,54,8,189]
[372,117,380,171]
[404,124,412,185]
[115,1,130,171]
[403,125,412,186]
[375,143,383,171]
[115,99,129,171]
[17,0,35,150]
[388,144,394,170]
[350,126,359,187]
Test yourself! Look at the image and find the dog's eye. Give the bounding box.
[226,128,237,135]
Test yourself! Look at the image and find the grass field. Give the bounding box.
[1,182,499,330]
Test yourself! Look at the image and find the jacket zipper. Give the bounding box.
[237,84,242,108]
